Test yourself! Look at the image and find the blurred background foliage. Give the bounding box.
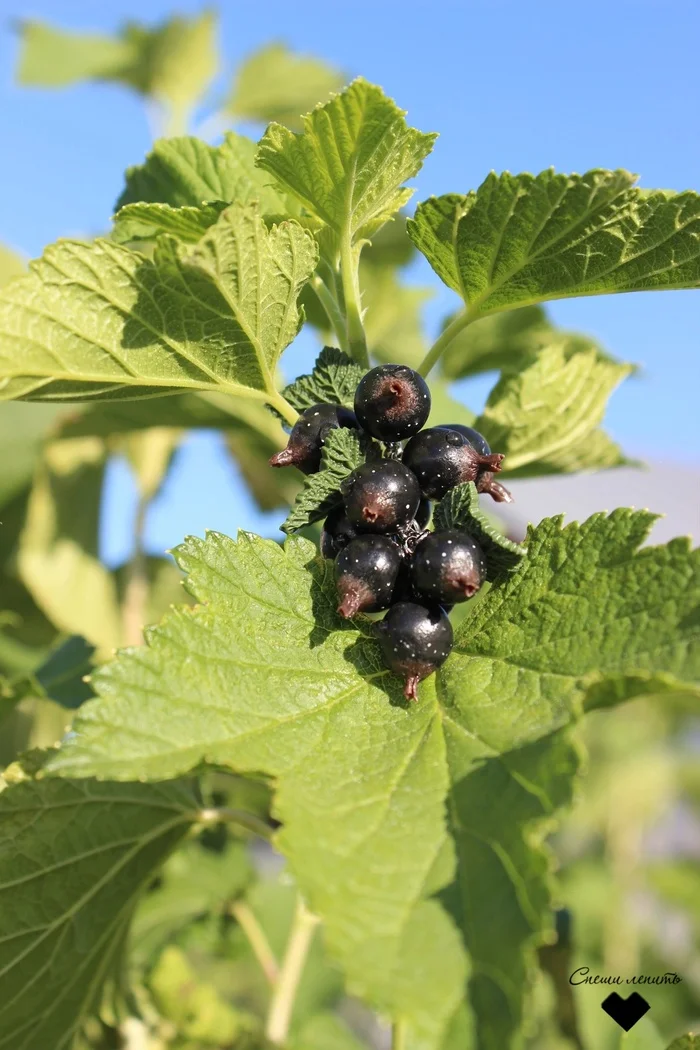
[0,8,698,1049]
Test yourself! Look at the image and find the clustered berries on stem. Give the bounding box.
[271,364,513,700]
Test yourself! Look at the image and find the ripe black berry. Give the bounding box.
[402,428,504,500]
[437,423,491,457]
[320,506,359,559]
[341,460,421,533]
[354,364,431,442]
[437,424,513,503]
[335,535,401,618]
[376,602,454,700]
[411,529,486,605]
[270,403,357,475]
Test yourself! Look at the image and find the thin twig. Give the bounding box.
[230,901,280,985]
[265,897,320,1045]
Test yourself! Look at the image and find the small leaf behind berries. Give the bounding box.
[257,79,436,242]
[475,340,631,475]
[281,427,367,533]
[408,170,700,317]
[283,346,365,411]
[433,482,525,579]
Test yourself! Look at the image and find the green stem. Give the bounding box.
[392,1020,407,1050]
[230,901,279,985]
[265,897,320,1045]
[311,275,349,352]
[339,232,370,369]
[198,806,275,842]
[267,391,299,427]
[417,309,474,378]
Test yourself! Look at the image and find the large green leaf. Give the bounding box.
[0,203,317,405]
[664,1038,700,1050]
[45,511,700,1046]
[18,438,122,651]
[227,43,345,130]
[474,339,631,476]
[407,170,700,321]
[0,768,198,1050]
[257,79,436,244]
[17,13,218,130]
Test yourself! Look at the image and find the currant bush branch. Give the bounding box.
[265,896,320,1045]
[229,901,280,985]
[339,230,370,369]
[417,308,473,377]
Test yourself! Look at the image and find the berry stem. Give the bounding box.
[311,273,350,353]
[229,901,279,985]
[339,230,370,369]
[267,391,299,428]
[417,308,475,377]
[265,896,320,1045]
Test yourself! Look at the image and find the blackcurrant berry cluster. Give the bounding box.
[271,364,512,701]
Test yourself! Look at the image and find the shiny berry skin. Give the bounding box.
[376,602,454,700]
[402,427,504,500]
[270,403,357,475]
[341,460,421,533]
[437,423,491,457]
[335,535,401,618]
[354,364,431,442]
[320,506,359,559]
[411,529,486,605]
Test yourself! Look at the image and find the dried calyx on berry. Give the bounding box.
[335,535,401,618]
[354,364,431,442]
[270,403,358,475]
[411,529,486,605]
[376,602,454,701]
[402,427,504,500]
[341,460,421,533]
[437,423,513,503]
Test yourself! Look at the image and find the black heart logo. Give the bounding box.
[601,991,650,1031]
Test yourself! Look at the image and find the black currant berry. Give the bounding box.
[354,364,431,442]
[320,506,359,559]
[376,601,454,700]
[341,460,421,533]
[437,423,491,457]
[270,403,357,475]
[402,427,504,500]
[335,535,401,618]
[411,529,486,605]
[437,424,513,503]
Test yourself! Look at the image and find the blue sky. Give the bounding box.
[1,0,698,562]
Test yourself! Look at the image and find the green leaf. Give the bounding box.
[46,532,468,1046]
[131,841,254,964]
[281,427,366,533]
[0,244,25,289]
[433,482,525,579]
[291,1012,369,1050]
[0,402,64,507]
[361,264,434,368]
[439,305,552,379]
[257,79,436,244]
[283,346,365,411]
[17,13,218,128]
[407,170,700,319]
[0,770,197,1050]
[112,200,228,244]
[474,339,631,475]
[0,203,318,405]
[226,43,345,130]
[18,438,122,650]
[44,511,700,1046]
[664,1037,700,1050]
[12,634,96,709]
[442,728,581,1050]
[115,131,291,216]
